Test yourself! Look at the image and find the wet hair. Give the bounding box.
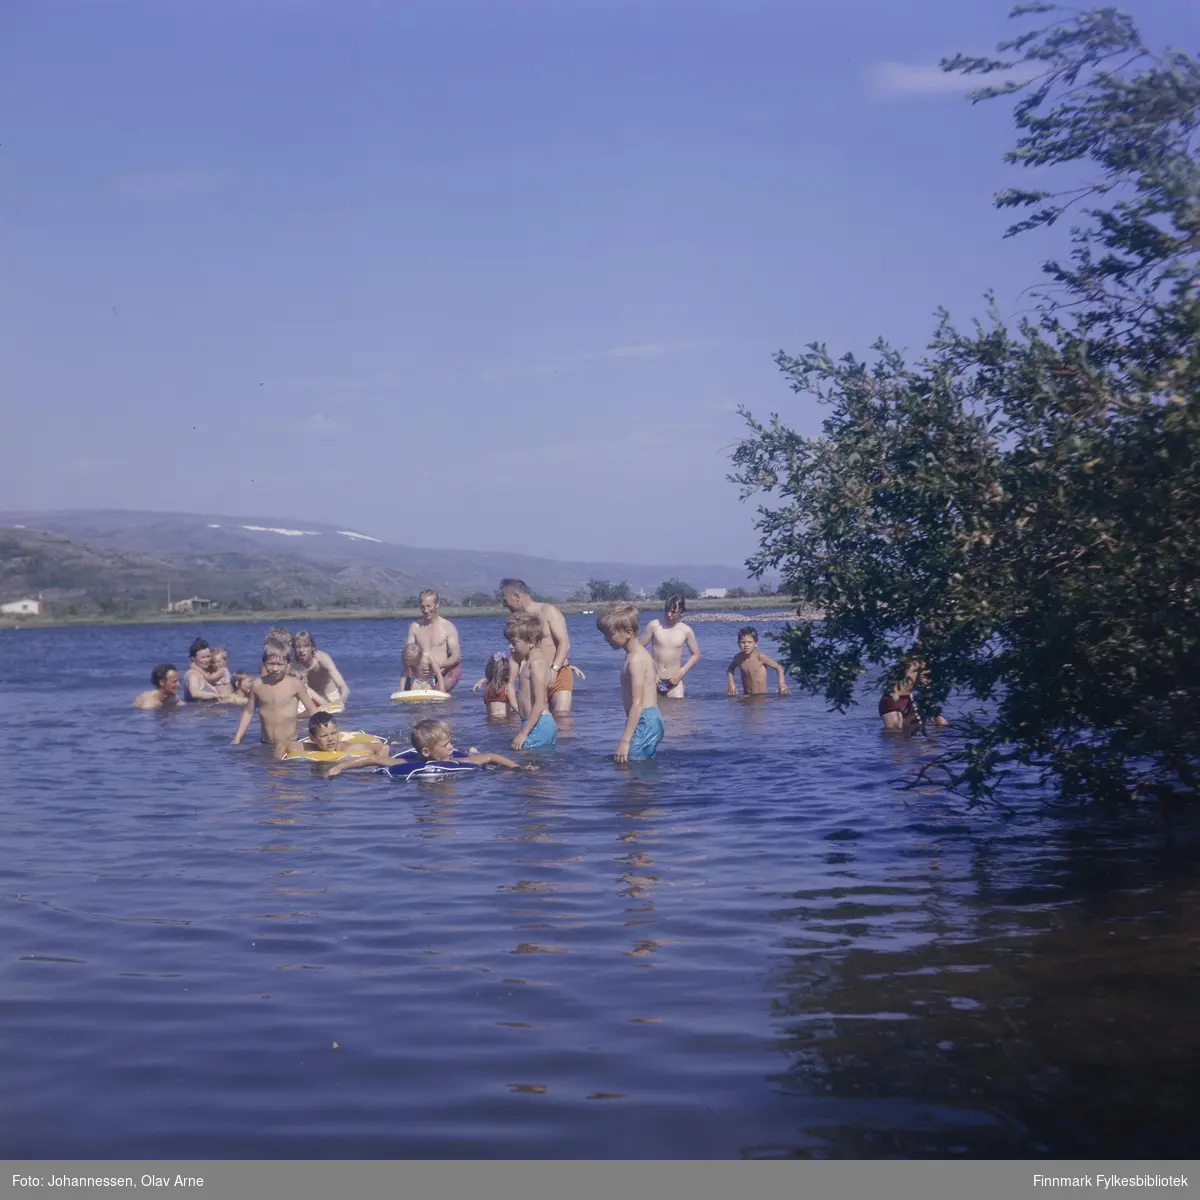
[231,671,253,693]
[499,578,529,597]
[597,602,639,638]
[292,630,314,649]
[665,593,686,615]
[188,638,210,660]
[308,710,339,736]
[151,663,177,687]
[504,612,543,645]
[264,626,292,652]
[411,717,452,756]
[484,652,509,688]
[737,625,759,643]
[262,645,289,665]
[418,588,439,605]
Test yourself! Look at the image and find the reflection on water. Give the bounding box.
[1,616,1198,1158]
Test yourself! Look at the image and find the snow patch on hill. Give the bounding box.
[241,525,320,537]
[337,530,382,543]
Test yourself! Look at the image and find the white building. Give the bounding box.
[701,588,728,600]
[1,596,43,616]
[167,597,218,613]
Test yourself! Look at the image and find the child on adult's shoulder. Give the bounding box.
[327,718,534,776]
[133,663,181,709]
[278,710,395,764]
[597,602,665,763]
[726,625,790,696]
[400,642,445,692]
[232,646,319,749]
[506,613,557,750]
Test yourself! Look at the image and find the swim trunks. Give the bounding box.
[438,663,462,691]
[547,665,575,697]
[522,712,557,749]
[628,706,665,759]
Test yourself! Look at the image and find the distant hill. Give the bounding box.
[0,509,762,614]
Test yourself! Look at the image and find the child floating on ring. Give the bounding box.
[597,602,664,762]
[328,718,534,777]
[280,711,394,764]
[726,626,790,696]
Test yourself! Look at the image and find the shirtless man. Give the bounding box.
[291,630,351,708]
[183,639,220,702]
[232,646,319,749]
[133,663,181,709]
[639,593,701,698]
[405,590,462,691]
[500,577,574,715]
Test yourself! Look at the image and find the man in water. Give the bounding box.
[291,630,351,708]
[183,639,220,702]
[639,593,701,698]
[404,590,462,692]
[133,664,181,709]
[500,578,575,715]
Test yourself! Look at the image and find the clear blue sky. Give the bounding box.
[2,0,1194,565]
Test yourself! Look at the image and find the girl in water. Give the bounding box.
[473,652,513,719]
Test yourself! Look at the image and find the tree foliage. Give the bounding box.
[731,4,1200,804]
[656,578,699,601]
[588,579,633,602]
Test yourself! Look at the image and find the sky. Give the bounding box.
[2,0,1196,567]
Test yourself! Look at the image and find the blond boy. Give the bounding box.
[505,612,557,750]
[232,646,319,749]
[597,602,664,762]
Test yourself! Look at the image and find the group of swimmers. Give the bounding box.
[131,579,802,773]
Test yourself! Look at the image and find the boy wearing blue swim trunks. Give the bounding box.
[506,613,558,751]
[597,602,664,763]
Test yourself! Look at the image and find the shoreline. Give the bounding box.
[0,596,819,632]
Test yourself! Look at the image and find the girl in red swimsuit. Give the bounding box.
[472,653,513,719]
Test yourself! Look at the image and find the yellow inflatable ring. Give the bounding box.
[284,731,386,762]
[302,730,384,748]
[391,688,451,702]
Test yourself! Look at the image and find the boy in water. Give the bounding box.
[597,602,664,762]
[232,646,319,749]
[328,718,531,776]
[640,593,701,698]
[506,612,557,750]
[133,663,181,709]
[399,642,445,691]
[726,626,790,696]
[279,711,394,764]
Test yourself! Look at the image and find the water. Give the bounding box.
[2,616,1198,1158]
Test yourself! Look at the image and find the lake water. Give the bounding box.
[2,615,1198,1158]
